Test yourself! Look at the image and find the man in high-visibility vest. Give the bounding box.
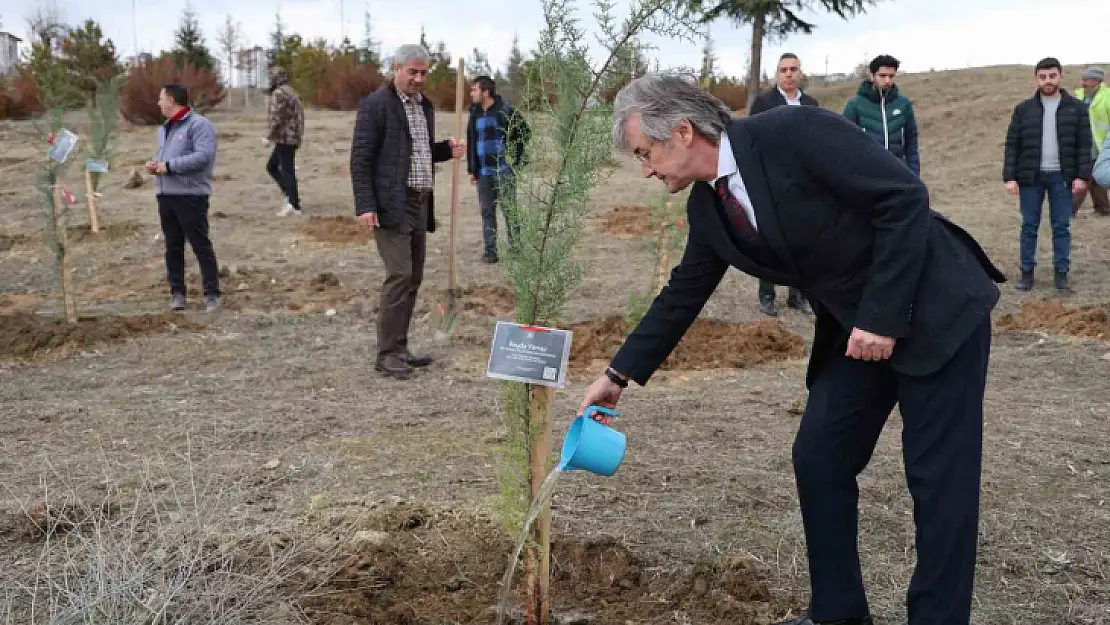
[1073,67,1110,216]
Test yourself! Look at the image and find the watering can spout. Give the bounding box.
[557,405,627,476]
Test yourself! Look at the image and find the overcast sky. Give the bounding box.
[1,0,1107,78]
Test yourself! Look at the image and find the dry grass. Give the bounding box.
[2,64,1110,624]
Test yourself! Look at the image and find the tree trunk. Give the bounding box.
[746,11,765,112]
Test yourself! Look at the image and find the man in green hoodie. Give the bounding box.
[1072,66,1110,215]
[843,55,920,175]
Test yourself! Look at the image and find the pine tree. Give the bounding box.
[268,11,285,65]
[506,34,526,92]
[60,19,123,102]
[360,9,380,65]
[468,47,492,78]
[171,4,216,73]
[698,32,716,87]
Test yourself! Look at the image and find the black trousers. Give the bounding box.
[157,194,220,298]
[266,143,300,209]
[794,318,990,625]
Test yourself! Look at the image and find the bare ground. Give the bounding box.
[2,65,1110,624]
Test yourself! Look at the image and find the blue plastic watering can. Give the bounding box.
[557,405,626,476]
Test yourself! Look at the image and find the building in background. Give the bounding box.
[0,31,22,75]
[236,46,269,89]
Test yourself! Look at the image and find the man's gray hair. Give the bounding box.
[612,74,734,151]
[393,44,431,67]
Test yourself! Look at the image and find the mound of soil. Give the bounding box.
[222,268,364,313]
[66,221,142,244]
[301,216,375,245]
[461,284,516,317]
[571,316,805,371]
[593,205,654,237]
[0,233,29,251]
[296,504,785,625]
[997,300,1109,340]
[0,313,199,359]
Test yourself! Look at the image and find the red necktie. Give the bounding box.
[715,178,755,236]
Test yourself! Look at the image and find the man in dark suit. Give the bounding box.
[748,52,818,317]
[581,75,1005,625]
[351,44,464,378]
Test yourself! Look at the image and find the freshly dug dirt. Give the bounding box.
[593,205,654,237]
[997,300,1110,340]
[0,233,30,251]
[570,315,805,371]
[0,312,199,359]
[221,268,364,313]
[301,215,375,245]
[461,284,517,317]
[296,504,784,625]
[66,221,143,244]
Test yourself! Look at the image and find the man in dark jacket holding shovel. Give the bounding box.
[350,44,464,378]
[844,55,920,175]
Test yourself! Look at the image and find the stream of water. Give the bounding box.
[494,466,564,625]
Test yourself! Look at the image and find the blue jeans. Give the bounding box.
[1018,170,1072,272]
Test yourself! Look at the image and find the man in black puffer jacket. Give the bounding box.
[1003,57,1092,292]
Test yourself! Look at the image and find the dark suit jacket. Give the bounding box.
[350,82,453,232]
[749,87,819,115]
[610,106,1005,387]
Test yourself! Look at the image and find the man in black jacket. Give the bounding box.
[466,75,530,263]
[350,44,464,377]
[748,52,817,317]
[579,75,1005,625]
[1003,57,1092,291]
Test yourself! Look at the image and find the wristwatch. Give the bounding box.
[604,367,628,388]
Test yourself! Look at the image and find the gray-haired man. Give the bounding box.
[577,74,1005,625]
[350,44,464,377]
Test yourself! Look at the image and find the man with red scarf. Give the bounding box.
[146,84,221,312]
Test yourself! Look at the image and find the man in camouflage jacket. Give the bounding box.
[266,66,305,216]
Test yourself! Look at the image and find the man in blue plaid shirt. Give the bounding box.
[467,75,531,263]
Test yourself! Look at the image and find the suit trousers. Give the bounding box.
[373,190,428,359]
[793,317,991,625]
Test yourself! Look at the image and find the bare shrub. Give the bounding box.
[0,68,45,120]
[120,57,226,125]
[0,456,349,625]
[312,56,384,110]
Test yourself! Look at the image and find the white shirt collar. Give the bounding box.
[778,86,802,102]
[712,132,739,183]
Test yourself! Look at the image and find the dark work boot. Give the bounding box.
[786,288,812,315]
[1055,269,1071,291]
[1014,269,1034,291]
[375,353,413,378]
[758,294,778,317]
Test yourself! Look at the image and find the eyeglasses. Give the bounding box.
[633,142,661,164]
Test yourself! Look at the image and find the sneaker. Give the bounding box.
[169,293,187,311]
[205,296,221,312]
[277,201,302,217]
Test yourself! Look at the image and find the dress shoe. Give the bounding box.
[758,294,778,317]
[786,290,812,315]
[773,616,873,625]
[375,353,413,378]
[401,351,433,367]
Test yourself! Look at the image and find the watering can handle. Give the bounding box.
[583,405,620,420]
